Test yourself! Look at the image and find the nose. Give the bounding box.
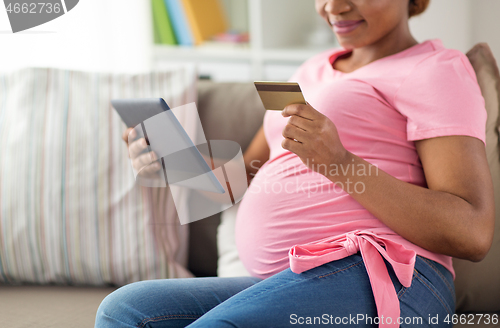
[324,0,351,15]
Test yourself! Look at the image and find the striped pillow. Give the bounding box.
[0,67,195,286]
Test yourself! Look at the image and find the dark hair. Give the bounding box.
[409,0,430,17]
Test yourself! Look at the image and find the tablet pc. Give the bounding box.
[111,98,225,194]
[111,98,169,128]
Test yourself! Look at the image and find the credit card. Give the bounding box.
[254,82,306,110]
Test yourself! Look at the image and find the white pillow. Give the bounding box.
[217,203,251,277]
[0,67,196,286]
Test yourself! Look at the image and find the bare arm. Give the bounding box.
[333,136,494,262]
[243,125,270,183]
[282,104,495,262]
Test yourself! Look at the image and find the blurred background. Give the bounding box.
[0,0,499,81]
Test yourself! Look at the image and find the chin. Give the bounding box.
[336,35,372,50]
[337,41,355,50]
[336,38,358,50]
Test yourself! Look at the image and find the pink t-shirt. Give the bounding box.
[235,39,486,322]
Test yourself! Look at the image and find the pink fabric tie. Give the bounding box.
[289,230,416,328]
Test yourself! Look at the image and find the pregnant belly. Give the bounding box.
[234,157,379,279]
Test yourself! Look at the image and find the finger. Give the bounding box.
[122,128,136,144]
[133,151,157,172]
[287,115,315,132]
[281,136,302,154]
[139,161,162,175]
[282,124,306,143]
[122,129,128,143]
[281,104,317,120]
[129,138,148,159]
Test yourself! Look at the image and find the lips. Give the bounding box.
[331,20,364,34]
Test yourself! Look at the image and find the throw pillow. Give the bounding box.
[0,67,196,286]
[453,43,500,312]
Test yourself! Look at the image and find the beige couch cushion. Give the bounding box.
[187,81,266,277]
[196,80,266,151]
[453,43,500,312]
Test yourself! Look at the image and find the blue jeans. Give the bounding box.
[95,255,455,327]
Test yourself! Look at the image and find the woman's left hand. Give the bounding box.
[281,103,348,174]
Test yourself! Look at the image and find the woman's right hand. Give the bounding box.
[122,127,162,177]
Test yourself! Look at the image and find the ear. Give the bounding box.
[408,0,430,18]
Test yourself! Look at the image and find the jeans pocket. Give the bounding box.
[397,284,408,299]
[385,257,411,299]
[396,273,416,299]
[417,256,455,299]
[413,266,454,316]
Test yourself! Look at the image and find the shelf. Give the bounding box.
[153,45,335,63]
[261,47,335,63]
[153,43,252,61]
[151,0,338,80]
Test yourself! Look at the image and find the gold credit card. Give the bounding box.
[254,82,306,110]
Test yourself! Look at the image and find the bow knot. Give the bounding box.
[343,233,359,255]
[288,230,416,328]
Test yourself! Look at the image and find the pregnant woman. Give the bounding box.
[95,0,494,327]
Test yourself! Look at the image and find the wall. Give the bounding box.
[409,0,472,52]
[410,0,500,59]
[1,0,499,74]
[470,0,500,61]
[0,0,152,73]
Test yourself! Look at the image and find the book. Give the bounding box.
[212,31,249,43]
[151,5,161,44]
[164,0,194,46]
[181,0,228,45]
[151,0,177,45]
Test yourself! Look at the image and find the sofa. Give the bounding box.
[0,43,499,328]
